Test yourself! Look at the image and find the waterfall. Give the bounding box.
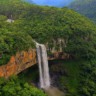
[36,43,50,89]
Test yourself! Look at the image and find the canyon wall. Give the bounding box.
[0,49,36,78]
[0,48,69,78]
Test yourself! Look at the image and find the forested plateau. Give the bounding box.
[0,0,96,96]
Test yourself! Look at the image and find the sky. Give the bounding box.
[30,0,74,7]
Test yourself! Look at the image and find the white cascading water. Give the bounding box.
[36,43,50,89]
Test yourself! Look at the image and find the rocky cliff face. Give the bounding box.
[0,48,70,78]
[0,49,36,78]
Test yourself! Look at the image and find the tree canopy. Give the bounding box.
[0,76,47,96]
[0,0,96,96]
[0,0,96,65]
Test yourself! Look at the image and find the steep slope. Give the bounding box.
[0,0,96,96]
[69,0,96,22]
[0,0,96,66]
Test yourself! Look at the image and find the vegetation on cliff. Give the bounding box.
[0,0,96,96]
[0,0,36,64]
[50,59,96,96]
[0,0,96,65]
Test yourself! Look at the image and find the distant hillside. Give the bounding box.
[69,0,96,23]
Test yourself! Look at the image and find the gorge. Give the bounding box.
[0,0,96,96]
[36,43,65,96]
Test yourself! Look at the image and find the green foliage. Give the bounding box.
[50,60,81,96]
[79,59,96,96]
[50,59,96,96]
[7,2,96,59]
[0,1,96,95]
[0,76,47,96]
[0,30,35,65]
[0,0,96,64]
[0,0,32,19]
[69,0,96,23]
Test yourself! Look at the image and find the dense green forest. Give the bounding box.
[69,0,96,23]
[0,76,46,96]
[0,0,96,96]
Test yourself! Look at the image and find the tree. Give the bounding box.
[0,76,47,96]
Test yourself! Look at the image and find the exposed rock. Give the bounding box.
[49,52,70,60]
[0,48,69,78]
[0,49,36,78]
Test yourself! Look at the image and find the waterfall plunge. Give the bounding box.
[36,43,50,89]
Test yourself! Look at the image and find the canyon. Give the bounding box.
[0,48,69,78]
